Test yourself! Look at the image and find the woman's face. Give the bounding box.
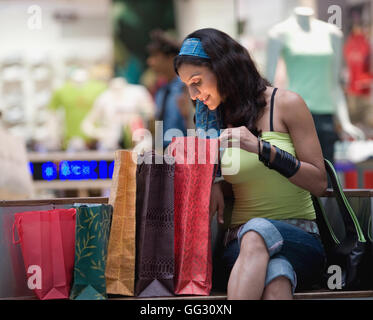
[178,64,222,110]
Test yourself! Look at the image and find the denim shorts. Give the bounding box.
[222,218,326,293]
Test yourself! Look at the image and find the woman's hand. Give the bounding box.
[209,182,225,224]
[218,126,258,154]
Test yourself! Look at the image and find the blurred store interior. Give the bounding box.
[1,0,373,199]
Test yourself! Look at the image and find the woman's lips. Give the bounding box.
[202,95,210,104]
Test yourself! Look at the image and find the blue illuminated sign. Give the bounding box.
[60,161,98,180]
[42,162,57,180]
[29,160,114,181]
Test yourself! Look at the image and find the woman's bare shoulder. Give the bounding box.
[260,87,311,132]
[276,89,309,115]
[274,89,312,130]
[276,89,304,107]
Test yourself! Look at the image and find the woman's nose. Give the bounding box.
[188,86,200,100]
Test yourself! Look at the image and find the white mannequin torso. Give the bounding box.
[265,8,364,139]
[284,16,333,55]
[81,77,155,150]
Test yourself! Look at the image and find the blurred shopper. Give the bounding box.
[146,30,191,150]
[344,23,373,129]
[81,77,155,151]
[0,120,34,200]
[174,28,327,300]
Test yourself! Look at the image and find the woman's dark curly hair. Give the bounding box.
[174,28,271,135]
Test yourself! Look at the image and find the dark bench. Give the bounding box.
[0,189,372,300]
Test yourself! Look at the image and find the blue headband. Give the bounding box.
[179,37,210,59]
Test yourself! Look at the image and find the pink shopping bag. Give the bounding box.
[12,209,76,300]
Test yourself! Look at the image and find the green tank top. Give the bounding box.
[281,20,335,114]
[221,90,316,227]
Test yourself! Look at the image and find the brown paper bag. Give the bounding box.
[105,150,137,296]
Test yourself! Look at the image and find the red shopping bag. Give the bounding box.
[169,136,219,295]
[12,209,76,300]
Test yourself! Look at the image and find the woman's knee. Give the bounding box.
[239,230,269,259]
[237,218,284,257]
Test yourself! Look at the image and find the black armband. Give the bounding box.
[269,145,301,178]
[258,138,300,178]
[258,138,271,167]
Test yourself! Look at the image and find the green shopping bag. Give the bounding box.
[70,203,113,300]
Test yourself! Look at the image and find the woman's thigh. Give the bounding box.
[222,218,326,289]
[267,219,326,288]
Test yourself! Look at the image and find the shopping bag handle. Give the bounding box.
[324,158,366,243]
[12,218,22,245]
[137,150,156,174]
[312,159,366,249]
[166,137,178,158]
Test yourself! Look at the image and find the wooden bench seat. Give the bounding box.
[108,290,373,300]
[1,189,372,300]
[3,290,373,300]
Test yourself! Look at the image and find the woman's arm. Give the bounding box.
[210,182,225,224]
[219,90,327,196]
[276,90,327,196]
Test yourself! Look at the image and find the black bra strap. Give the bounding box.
[270,88,278,132]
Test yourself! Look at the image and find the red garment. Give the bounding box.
[344,32,373,96]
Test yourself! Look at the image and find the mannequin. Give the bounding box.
[81,77,155,151]
[49,68,107,150]
[266,7,364,162]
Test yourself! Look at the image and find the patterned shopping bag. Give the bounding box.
[169,136,218,295]
[70,204,113,300]
[135,151,175,297]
